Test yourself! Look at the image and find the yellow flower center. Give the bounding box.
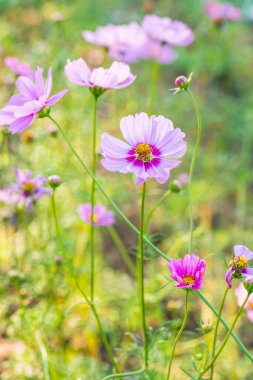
[135,143,153,162]
[182,275,195,285]
[22,181,35,195]
[232,256,248,270]
[248,301,253,309]
[89,214,99,223]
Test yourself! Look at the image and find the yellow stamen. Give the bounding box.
[248,301,253,309]
[135,143,153,162]
[232,255,248,270]
[22,181,35,195]
[89,214,99,223]
[182,275,195,285]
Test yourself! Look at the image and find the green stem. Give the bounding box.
[149,61,160,114]
[51,189,67,261]
[166,289,189,380]
[48,114,253,362]
[138,182,148,369]
[210,287,229,379]
[198,292,250,379]
[186,89,202,254]
[76,282,119,372]
[108,226,135,276]
[101,368,144,380]
[90,95,98,302]
[144,189,171,231]
[35,332,50,380]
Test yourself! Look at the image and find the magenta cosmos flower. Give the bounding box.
[0,67,68,134]
[205,1,241,22]
[83,22,147,64]
[78,203,115,227]
[142,15,195,47]
[5,57,34,79]
[235,283,253,323]
[100,113,186,185]
[168,254,206,290]
[226,245,253,288]
[65,59,136,92]
[12,168,51,211]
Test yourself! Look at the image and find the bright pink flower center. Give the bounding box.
[135,143,153,162]
[182,275,195,285]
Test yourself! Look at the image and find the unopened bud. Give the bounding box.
[200,322,213,334]
[175,75,188,88]
[48,175,62,189]
[55,255,63,264]
[48,125,58,137]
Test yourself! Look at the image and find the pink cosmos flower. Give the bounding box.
[100,112,186,185]
[0,67,68,134]
[142,15,195,47]
[226,245,253,288]
[143,39,177,64]
[235,283,253,323]
[205,1,241,22]
[83,22,147,64]
[12,168,51,211]
[64,59,136,91]
[168,254,206,290]
[5,57,34,79]
[0,188,17,205]
[77,203,115,227]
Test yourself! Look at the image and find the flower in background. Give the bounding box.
[142,39,177,65]
[171,173,189,192]
[205,1,241,22]
[12,168,51,211]
[65,59,136,96]
[142,14,195,47]
[235,282,253,323]
[0,67,68,134]
[168,254,206,290]
[83,22,147,64]
[5,57,34,79]
[77,203,115,227]
[0,188,17,205]
[100,112,186,185]
[226,245,253,288]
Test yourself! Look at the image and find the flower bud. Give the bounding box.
[200,322,213,334]
[55,255,63,264]
[48,175,62,189]
[175,75,188,88]
[48,125,58,137]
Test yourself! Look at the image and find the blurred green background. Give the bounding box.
[0,0,253,379]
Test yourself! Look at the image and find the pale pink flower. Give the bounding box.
[5,57,34,79]
[205,1,241,22]
[235,283,253,323]
[0,67,68,134]
[77,203,115,227]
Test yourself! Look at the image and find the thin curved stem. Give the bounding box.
[144,189,172,231]
[186,89,202,254]
[198,292,250,379]
[101,368,144,380]
[90,95,97,302]
[75,282,119,373]
[48,114,253,363]
[210,287,229,379]
[166,290,189,380]
[138,182,148,369]
[51,189,67,261]
[108,226,135,276]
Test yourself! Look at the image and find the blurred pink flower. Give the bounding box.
[100,112,186,185]
[142,15,195,46]
[65,59,136,90]
[226,245,253,288]
[12,168,51,211]
[77,203,115,227]
[235,283,253,323]
[0,188,17,205]
[168,254,206,290]
[0,67,68,134]
[83,22,147,64]
[5,57,34,79]
[205,1,241,21]
[142,39,177,64]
